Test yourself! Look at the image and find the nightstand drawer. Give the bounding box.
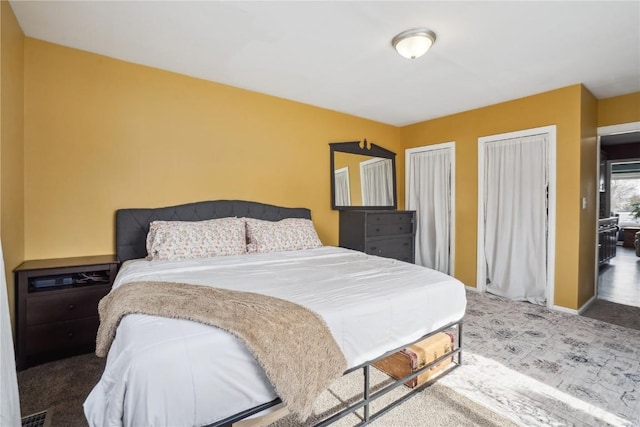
[366,237,414,263]
[26,287,108,326]
[26,317,100,355]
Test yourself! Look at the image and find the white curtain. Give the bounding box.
[1,241,21,426]
[484,134,548,304]
[407,149,451,273]
[361,158,393,206]
[334,168,351,206]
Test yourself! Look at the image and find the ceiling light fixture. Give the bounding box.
[391,28,436,59]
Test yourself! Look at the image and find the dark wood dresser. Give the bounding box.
[14,255,118,370]
[339,210,416,263]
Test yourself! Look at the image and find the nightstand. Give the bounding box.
[14,255,118,370]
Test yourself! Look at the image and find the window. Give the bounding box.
[611,161,640,226]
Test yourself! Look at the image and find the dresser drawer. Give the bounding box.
[367,212,414,225]
[26,287,107,326]
[366,222,412,237]
[366,213,413,237]
[366,237,414,263]
[26,317,100,355]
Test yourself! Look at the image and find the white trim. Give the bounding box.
[477,138,486,293]
[577,295,597,315]
[405,142,456,275]
[552,295,597,316]
[360,157,387,166]
[476,125,557,308]
[597,121,640,136]
[594,144,601,297]
[465,285,481,292]
[552,305,578,315]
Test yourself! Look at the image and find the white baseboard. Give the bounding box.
[552,305,578,315]
[470,286,597,316]
[552,295,596,315]
[577,295,597,315]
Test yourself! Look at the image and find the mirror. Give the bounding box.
[330,140,397,210]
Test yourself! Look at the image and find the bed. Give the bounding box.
[83,200,466,427]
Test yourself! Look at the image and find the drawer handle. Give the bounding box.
[376,228,380,232]
[398,226,403,231]
[370,246,377,251]
[67,331,74,338]
[67,304,75,311]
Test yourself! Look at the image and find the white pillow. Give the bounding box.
[146,217,246,261]
[245,217,323,254]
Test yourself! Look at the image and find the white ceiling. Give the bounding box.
[9,1,640,126]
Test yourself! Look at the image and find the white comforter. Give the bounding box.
[84,246,466,427]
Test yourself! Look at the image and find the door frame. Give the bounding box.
[476,125,557,308]
[595,121,640,299]
[405,142,456,275]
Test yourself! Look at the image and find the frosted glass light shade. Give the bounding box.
[392,29,436,59]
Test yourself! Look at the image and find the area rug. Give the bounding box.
[274,366,516,426]
[441,352,633,427]
[446,290,640,426]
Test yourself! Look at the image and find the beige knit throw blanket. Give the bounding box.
[96,281,347,420]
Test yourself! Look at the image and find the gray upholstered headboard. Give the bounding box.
[115,200,312,263]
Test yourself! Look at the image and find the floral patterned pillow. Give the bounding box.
[146,217,246,261]
[245,218,323,254]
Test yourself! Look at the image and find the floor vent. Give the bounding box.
[21,409,52,427]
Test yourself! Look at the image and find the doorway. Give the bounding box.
[405,142,455,275]
[476,125,557,308]
[596,122,640,309]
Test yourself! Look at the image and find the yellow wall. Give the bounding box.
[15,35,639,313]
[597,92,640,127]
[578,86,598,308]
[23,39,403,259]
[402,85,585,309]
[1,0,25,325]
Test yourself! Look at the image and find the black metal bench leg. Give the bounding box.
[363,365,370,424]
[458,322,463,365]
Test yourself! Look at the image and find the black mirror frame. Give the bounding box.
[330,140,397,211]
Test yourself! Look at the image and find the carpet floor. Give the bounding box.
[17,289,640,426]
[17,352,515,427]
